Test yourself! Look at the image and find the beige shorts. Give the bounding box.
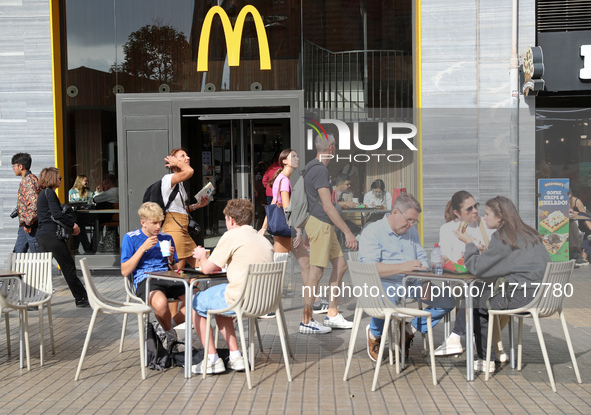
[304,215,342,268]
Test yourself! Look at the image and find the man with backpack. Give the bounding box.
[121,202,187,349]
[299,133,358,334]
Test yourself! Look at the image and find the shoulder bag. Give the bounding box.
[265,177,292,237]
[46,189,75,240]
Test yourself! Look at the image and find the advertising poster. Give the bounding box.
[538,179,570,261]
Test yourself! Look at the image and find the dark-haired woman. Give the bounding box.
[259,148,310,318]
[363,179,392,223]
[435,190,497,358]
[161,148,208,269]
[455,196,550,373]
[37,167,89,307]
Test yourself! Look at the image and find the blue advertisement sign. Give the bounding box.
[538,179,570,261]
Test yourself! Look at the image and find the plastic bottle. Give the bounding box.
[430,243,443,275]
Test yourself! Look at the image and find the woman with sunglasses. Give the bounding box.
[455,196,550,373]
[37,167,89,307]
[434,190,498,358]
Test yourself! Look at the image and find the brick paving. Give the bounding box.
[0,260,590,414]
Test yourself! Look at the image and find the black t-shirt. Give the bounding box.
[304,159,332,224]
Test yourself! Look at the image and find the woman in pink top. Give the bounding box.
[260,148,310,269]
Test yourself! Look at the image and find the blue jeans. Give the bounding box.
[192,284,235,318]
[13,225,39,253]
[369,277,455,338]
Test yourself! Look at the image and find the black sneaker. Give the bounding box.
[75,298,90,308]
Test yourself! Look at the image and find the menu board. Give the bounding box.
[538,179,570,261]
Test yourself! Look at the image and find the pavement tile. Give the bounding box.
[0,264,590,413]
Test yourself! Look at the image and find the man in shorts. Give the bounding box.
[300,134,358,334]
[121,202,187,348]
[191,199,274,374]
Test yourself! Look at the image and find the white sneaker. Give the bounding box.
[434,335,463,356]
[299,319,332,334]
[312,299,330,314]
[227,356,246,371]
[496,350,509,363]
[474,359,496,373]
[323,313,353,329]
[192,358,226,375]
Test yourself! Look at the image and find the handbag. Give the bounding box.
[52,206,75,241]
[265,204,292,237]
[46,189,74,240]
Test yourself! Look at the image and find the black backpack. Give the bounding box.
[142,180,180,213]
[145,321,172,370]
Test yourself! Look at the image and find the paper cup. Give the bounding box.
[159,240,171,257]
[352,198,359,203]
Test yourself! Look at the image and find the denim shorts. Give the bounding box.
[192,283,234,318]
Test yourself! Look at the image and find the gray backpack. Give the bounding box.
[285,164,320,228]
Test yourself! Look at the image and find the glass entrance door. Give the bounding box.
[183,112,290,246]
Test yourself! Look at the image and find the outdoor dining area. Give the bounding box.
[0,251,589,413]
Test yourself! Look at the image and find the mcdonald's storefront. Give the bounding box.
[3,1,545,266]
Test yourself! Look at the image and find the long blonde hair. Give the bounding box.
[72,175,89,199]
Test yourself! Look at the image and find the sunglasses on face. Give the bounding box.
[464,202,479,213]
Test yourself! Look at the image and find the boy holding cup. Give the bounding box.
[121,202,187,348]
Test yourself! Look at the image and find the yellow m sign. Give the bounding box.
[197,5,271,72]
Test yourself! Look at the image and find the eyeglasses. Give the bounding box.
[464,202,480,213]
[12,164,19,169]
[400,210,419,225]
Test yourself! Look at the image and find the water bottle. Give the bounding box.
[431,243,443,275]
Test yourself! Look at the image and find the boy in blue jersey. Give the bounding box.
[121,202,187,347]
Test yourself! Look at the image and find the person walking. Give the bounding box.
[37,167,89,307]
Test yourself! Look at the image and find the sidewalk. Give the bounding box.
[0,262,590,414]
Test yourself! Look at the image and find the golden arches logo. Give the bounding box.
[197,5,271,72]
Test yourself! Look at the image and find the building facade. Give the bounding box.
[1,0,589,267]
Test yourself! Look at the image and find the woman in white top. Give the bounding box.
[161,148,207,269]
[363,179,392,223]
[434,190,506,361]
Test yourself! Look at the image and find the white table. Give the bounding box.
[146,269,227,378]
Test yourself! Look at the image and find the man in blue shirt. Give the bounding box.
[121,202,186,348]
[359,193,454,361]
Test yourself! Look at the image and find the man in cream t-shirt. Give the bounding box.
[190,199,274,374]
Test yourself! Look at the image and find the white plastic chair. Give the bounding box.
[75,258,152,381]
[0,278,31,370]
[484,260,582,392]
[343,261,437,391]
[273,252,294,358]
[202,261,292,389]
[348,251,359,262]
[7,252,55,365]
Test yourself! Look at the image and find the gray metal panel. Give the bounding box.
[420,0,537,252]
[117,91,304,238]
[125,130,170,232]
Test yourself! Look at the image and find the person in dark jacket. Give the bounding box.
[37,167,89,307]
[455,195,550,373]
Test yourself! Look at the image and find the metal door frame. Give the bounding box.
[113,91,304,270]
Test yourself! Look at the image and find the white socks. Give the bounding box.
[208,350,241,363]
[450,332,461,339]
